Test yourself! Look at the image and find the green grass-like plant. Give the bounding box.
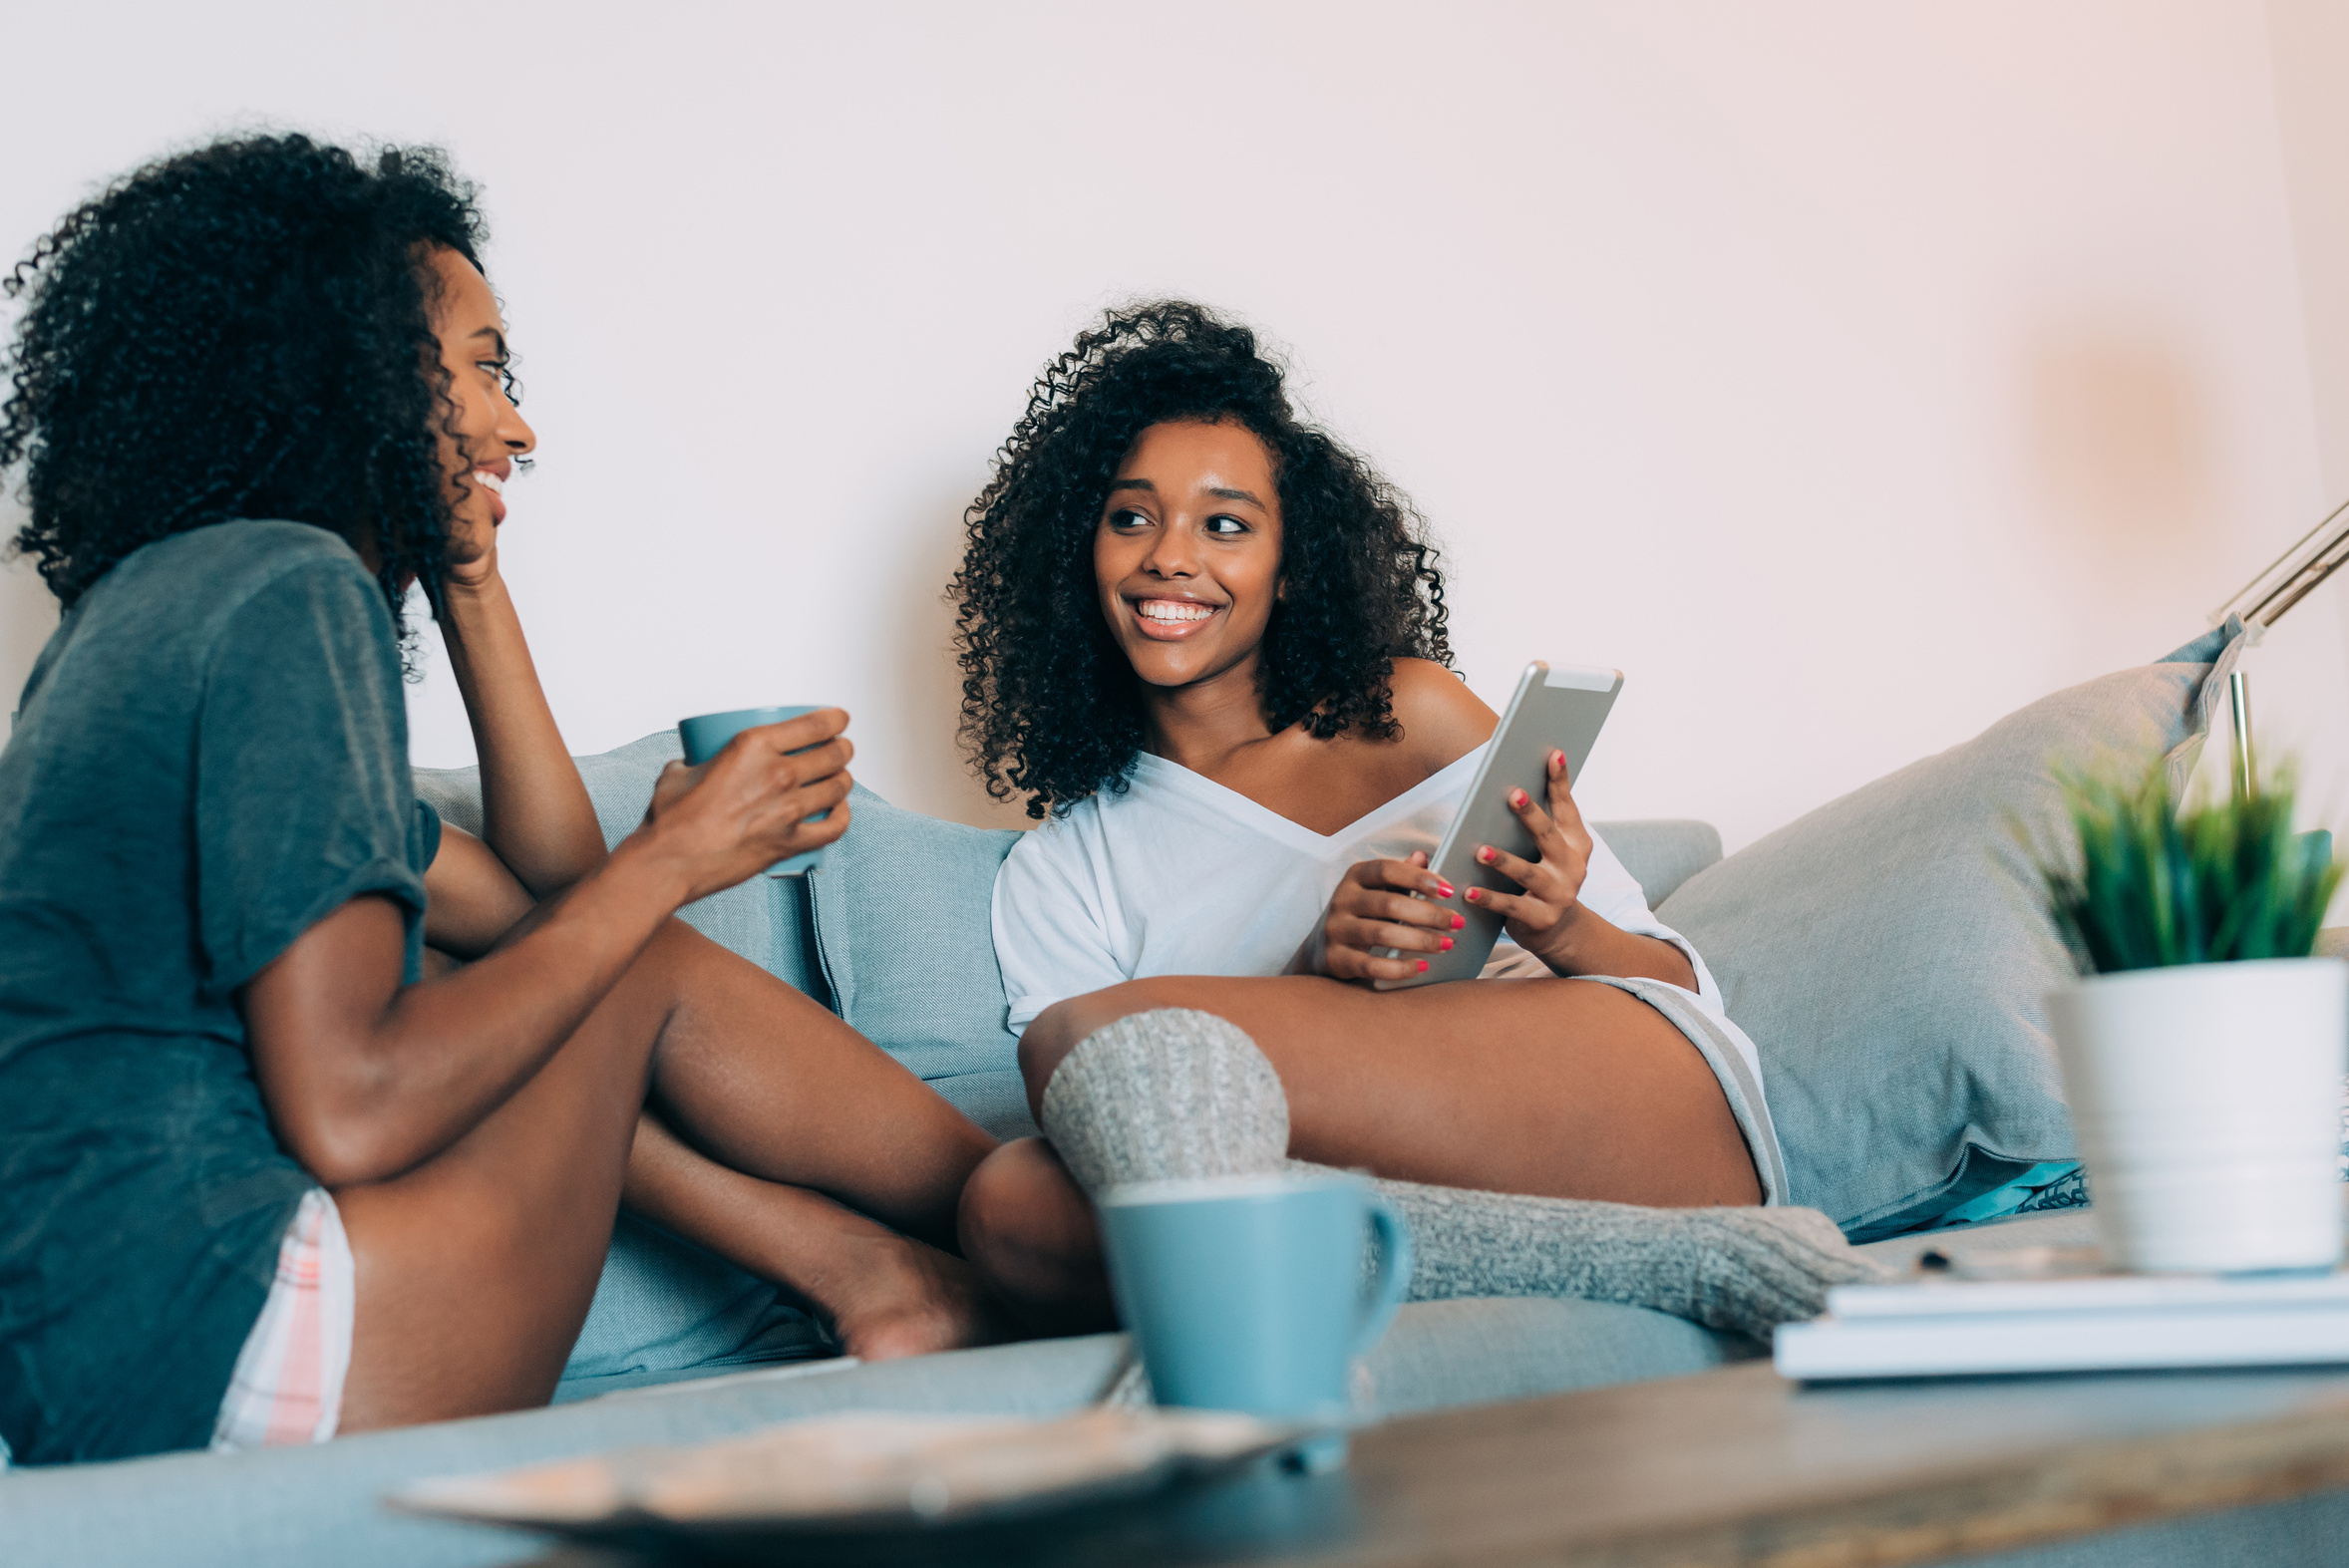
[2030,757,2342,976]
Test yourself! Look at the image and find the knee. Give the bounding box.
[956,1138,1089,1272]
[1016,1003,1086,1115]
[1016,982,1169,1117]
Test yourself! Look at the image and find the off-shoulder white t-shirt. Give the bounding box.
[990,745,1746,1052]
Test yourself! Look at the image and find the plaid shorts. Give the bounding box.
[209,1188,354,1450]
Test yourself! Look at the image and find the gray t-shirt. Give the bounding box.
[0,519,437,1462]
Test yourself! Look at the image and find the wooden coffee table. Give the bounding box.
[519,1355,2349,1566]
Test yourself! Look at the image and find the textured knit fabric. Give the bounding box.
[1038,1009,1291,1192]
[210,1189,354,1450]
[0,520,435,1462]
[1040,1009,1880,1339]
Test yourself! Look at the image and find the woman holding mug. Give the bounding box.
[0,136,996,1463]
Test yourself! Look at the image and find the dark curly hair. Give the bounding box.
[1,134,497,644]
[952,301,1452,819]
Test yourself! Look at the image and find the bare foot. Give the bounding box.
[817,1232,1013,1362]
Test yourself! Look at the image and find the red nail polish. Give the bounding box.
[1441,937,1454,951]
[1510,788,1527,807]
[1465,887,1482,902]
[1418,960,1429,972]
[1477,846,1494,864]
[1452,912,1466,930]
[1436,881,1455,898]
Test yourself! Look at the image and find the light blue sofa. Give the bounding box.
[6,732,2344,1567]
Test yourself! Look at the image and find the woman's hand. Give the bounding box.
[633,709,855,904]
[1308,849,1469,984]
[1465,750,1698,992]
[1462,749,1597,974]
[441,495,502,595]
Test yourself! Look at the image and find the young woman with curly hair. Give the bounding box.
[951,303,1786,1328]
[0,136,999,1464]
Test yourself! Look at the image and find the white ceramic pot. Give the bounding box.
[2047,957,2346,1273]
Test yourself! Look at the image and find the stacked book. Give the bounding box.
[1775,1252,2349,1382]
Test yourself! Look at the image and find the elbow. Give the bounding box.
[282,1122,395,1189]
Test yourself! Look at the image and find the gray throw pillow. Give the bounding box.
[1656,624,2245,1232]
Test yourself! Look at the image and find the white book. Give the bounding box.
[1776,1264,2349,1382]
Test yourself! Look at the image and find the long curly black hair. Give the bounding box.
[952,301,1452,819]
[1,134,496,644]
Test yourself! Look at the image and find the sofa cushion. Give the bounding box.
[1594,818,1723,909]
[553,1215,827,1398]
[802,789,1023,1088]
[1656,625,2245,1233]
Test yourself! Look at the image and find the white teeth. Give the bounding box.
[474,470,504,495]
[1140,601,1213,623]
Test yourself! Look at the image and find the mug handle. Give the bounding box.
[1351,1192,1414,1359]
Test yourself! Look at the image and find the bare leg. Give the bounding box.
[964,975,1759,1324]
[337,920,996,1431]
[633,921,997,1248]
[627,1111,1007,1360]
[1019,976,1759,1206]
[957,1139,1116,1336]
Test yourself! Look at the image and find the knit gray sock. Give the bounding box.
[1038,1007,1885,1339]
[1292,1162,1885,1339]
[1037,1008,1289,1192]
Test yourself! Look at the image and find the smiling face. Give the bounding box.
[1093,418,1285,694]
[424,245,535,568]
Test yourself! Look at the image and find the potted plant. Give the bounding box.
[2028,758,2345,1272]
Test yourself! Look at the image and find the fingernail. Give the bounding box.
[1452,912,1466,930]
[1477,846,1494,864]
[1552,750,1564,769]
[1436,880,1455,898]
[1465,887,1483,903]
[1510,788,1527,807]
[1418,960,1429,972]
[1441,937,1454,951]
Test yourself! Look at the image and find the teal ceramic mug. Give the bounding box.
[676,705,834,877]
[1097,1170,1412,1465]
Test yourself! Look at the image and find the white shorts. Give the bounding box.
[210,1187,354,1450]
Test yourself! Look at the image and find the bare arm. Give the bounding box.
[421,823,535,960]
[243,716,854,1188]
[438,549,605,897]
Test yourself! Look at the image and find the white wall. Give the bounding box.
[4,2,2347,852]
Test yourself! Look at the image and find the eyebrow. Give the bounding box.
[1106,477,1266,508]
[469,327,508,355]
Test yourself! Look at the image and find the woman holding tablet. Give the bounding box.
[953,303,1793,1328]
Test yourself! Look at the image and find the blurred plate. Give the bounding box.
[388,1406,1304,1554]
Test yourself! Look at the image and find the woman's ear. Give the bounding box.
[1276,574,1288,602]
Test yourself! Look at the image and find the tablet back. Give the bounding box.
[1372,662,1622,990]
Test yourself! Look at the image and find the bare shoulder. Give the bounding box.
[1385,658,1497,775]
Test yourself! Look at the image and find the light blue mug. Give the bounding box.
[1097,1170,1412,1466]
[676,705,834,878]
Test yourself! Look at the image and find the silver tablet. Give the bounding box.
[1370,661,1623,991]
